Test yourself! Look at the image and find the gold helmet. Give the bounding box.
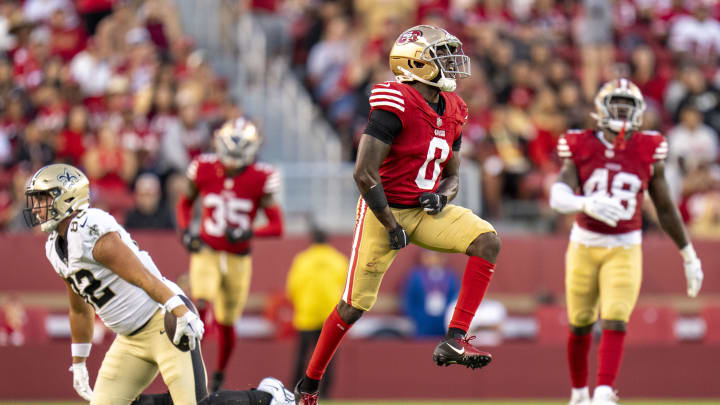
[24,164,90,232]
[591,78,646,133]
[215,117,262,169]
[389,25,470,92]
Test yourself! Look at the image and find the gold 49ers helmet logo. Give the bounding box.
[397,30,421,45]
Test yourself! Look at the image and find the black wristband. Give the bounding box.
[362,183,389,212]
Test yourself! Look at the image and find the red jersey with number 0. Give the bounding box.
[368,81,467,206]
[187,154,280,253]
[558,129,667,234]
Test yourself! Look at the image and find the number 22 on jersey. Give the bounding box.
[583,168,642,220]
[415,137,450,190]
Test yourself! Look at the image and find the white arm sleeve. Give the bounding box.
[549,182,586,214]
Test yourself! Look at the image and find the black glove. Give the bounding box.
[181,229,203,252]
[226,227,253,243]
[419,192,448,215]
[388,224,409,250]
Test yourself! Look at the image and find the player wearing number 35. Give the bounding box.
[549,79,704,405]
[176,117,284,392]
[295,25,502,404]
[24,164,207,404]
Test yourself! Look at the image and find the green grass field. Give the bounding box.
[2,401,718,405]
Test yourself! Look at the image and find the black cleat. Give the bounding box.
[211,371,225,392]
[432,335,492,370]
[293,380,319,405]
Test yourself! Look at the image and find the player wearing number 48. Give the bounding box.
[176,118,284,392]
[549,79,704,405]
[295,25,502,404]
[24,164,295,405]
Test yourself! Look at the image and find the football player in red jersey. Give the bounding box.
[550,79,704,405]
[294,25,502,404]
[176,118,284,392]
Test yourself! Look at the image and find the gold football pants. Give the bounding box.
[91,310,207,405]
[565,242,642,326]
[189,249,252,325]
[343,198,496,311]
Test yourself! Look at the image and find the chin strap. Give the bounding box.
[396,67,456,92]
[612,121,627,151]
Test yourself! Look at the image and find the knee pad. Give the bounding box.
[571,309,597,327]
[604,302,631,322]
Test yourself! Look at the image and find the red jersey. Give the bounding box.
[558,129,668,234]
[187,154,280,254]
[368,81,467,206]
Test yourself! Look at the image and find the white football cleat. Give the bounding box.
[569,387,591,405]
[592,385,619,405]
[257,377,295,405]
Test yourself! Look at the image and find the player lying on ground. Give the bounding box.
[294,25,501,405]
[177,118,284,392]
[549,79,704,405]
[25,164,291,405]
[131,377,293,405]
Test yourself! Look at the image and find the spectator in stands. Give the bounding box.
[22,0,75,24]
[286,227,347,398]
[669,1,720,65]
[666,104,719,199]
[159,90,209,174]
[674,65,720,135]
[402,250,460,338]
[54,104,88,166]
[306,16,351,107]
[0,295,27,346]
[69,38,112,97]
[124,172,174,230]
[83,121,137,191]
[681,164,720,239]
[630,44,670,108]
[15,121,54,171]
[48,8,87,62]
[576,0,615,101]
[14,26,52,89]
[0,164,31,232]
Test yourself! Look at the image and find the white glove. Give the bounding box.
[173,309,205,351]
[680,244,703,298]
[69,361,93,401]
[684,258,703,298]
[582,194,624,227]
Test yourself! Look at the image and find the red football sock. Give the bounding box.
[448,256,495,331]
[597,329,626,386]
[217,324,236,372]
[567,331,592,388]
[305,308,351,380]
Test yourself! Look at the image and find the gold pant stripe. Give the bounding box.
[342,198,368,306]
[565,242,642,326]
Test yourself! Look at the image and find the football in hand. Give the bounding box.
[163,295,199,352]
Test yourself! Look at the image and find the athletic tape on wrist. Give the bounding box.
[71,343,92,358]
[680,244,697,262]
[163,295,184,312]
[362,183,389,212]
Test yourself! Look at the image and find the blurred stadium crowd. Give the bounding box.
[1,0,720,236]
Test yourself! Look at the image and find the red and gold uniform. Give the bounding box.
[344,81,495,311]
[558,129,667,324]
[182,154,280,324]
